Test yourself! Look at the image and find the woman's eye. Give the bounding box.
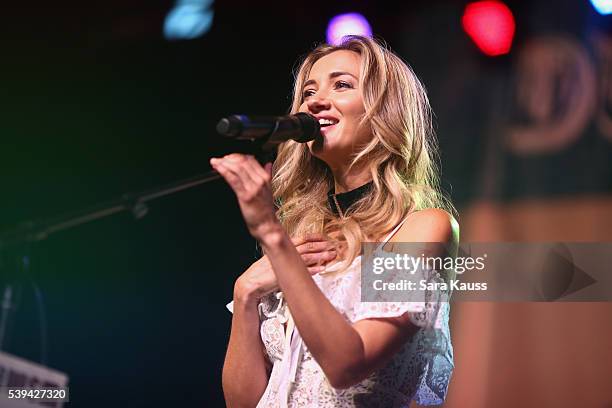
[303,89,316,98]
[335,81,353,89]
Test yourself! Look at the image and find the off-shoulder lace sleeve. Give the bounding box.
[351,300,445,328]
[350,288,454,406]
[351,248,455,406]
[351,250,449,329]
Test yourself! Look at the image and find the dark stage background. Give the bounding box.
[1,0,611,407]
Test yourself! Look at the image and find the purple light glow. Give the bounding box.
[326,13,372,45]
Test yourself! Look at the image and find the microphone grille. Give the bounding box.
[216,115,243,137]
[294,112,320,142]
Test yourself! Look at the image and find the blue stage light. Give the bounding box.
[164,0,214,40]
[590,0,612,15]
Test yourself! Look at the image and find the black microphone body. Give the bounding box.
[216,113,320,151]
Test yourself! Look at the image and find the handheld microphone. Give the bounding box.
[216,113,320,150]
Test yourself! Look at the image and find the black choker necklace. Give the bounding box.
[327,181,374,217]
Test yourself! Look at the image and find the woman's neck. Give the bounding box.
[330,163,372,194]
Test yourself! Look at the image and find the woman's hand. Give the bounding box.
[210,153,279,240]
[235,233,338,304]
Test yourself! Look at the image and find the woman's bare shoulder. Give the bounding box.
[390,208,459,244]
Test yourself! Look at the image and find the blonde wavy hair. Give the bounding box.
[272,35,453,272]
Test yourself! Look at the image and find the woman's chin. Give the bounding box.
[309,142,345,166]
[309,132,330,152]
[308,129,354,164]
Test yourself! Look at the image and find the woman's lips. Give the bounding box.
[320,123,337,135]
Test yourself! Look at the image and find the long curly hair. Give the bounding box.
[272,35,453,272]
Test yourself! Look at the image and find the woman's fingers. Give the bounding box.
[237,154,266,185]
[296,239,337,254]
[244,155,271,184]
[213,153,337,274]
[217,156,258,190]
[301,250,337,266]
[291,233,331,247]
[308,265,326,274]
[263,162,273,179]
[210,159,245,194]
[211,154,273,205]
[210,153,279,241]
[290,233,339,267]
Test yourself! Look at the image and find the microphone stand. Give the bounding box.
[0,147,276,246]
[0,142,277,353]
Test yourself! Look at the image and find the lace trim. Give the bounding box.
[351,301,445,329]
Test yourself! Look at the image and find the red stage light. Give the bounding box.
[462,1,515,57]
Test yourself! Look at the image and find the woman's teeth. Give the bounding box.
[318,118,338,127]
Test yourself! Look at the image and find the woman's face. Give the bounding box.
[299,50,371,167]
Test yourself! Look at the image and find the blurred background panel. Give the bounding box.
[0,0,611,407]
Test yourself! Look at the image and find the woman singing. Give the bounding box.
[212,35,458,407]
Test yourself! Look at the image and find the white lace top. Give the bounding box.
[226,217,454,407]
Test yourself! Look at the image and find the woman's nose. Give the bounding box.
[307,95,331,113]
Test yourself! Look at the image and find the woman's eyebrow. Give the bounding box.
[303,71,358,88]
[329,71,358,80]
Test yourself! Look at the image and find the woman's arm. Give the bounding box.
[222,241,337,407]
[259,209,456,389]
[211,154,457,389]
[222,279,270,408]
